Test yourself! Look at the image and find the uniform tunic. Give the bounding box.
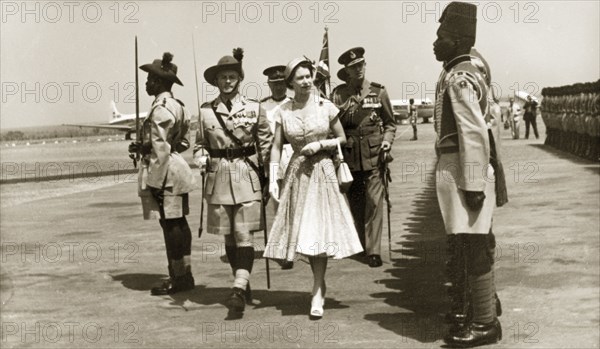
[194,94,271,234]
[331,79,396,255]
[258,96,294,175]
[138,91,196,220]
[434,56,495,235]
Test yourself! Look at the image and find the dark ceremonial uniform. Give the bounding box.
[331,73,396,260]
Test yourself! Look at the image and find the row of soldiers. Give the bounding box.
[541,80,600,161]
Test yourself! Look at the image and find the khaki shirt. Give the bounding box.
[194,94,271,205]
[140,91,195,195]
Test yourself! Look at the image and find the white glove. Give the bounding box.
[194,155,209,174]
[300,141,322,156]
[269,162,280,203]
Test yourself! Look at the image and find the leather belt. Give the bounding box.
[438,146,459,154]
[207,146,256,160]
[345,126,381,136]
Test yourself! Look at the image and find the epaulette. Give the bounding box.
[175,98,185,107]
[370,82,384,89]
[259,96,271,103]
[245,97,259,103]
[331,83,347,96]
[200,101,212,108]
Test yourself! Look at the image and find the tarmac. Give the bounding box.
[1,122,599,348]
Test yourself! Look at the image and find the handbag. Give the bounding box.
[335,139,353,193]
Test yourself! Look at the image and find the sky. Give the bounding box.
[1,0,599,129]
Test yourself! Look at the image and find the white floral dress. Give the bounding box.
[263,97,363,261]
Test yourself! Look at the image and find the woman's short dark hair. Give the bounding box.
[285,61,315,88]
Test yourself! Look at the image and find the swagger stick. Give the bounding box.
[379,151,393,261]
[252,107,271,289]
[192,34,205,238]
[260,195,271,289]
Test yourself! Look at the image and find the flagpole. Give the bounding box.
[325,26,331,95]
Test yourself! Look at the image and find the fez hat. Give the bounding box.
[140,52,183,86]
[338,47,365,67]
[438,2,477,41]
[204,48,244,86]
[263,65,286,82]
[337,68,349,82]
[283,57,313,83]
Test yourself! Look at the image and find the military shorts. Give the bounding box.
[207,201,263,235]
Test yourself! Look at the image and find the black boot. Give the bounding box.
[444,319,502,348]
[227,287,246,312]
[150,274,194,295]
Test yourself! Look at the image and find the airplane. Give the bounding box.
[390,98,434,124]
[63,101,148,140]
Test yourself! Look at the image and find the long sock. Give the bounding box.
[233,247,254,289]
[233,269,250,289]
[469,271,494,324]
[183,255,192,274]
[225,245,237,275]
[171,259,186,277]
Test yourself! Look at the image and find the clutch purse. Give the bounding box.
[336,139,353,193]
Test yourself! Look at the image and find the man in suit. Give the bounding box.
[331,47,396,268]
[433,2,502,346]
[129,52,196,296]
[193,48,271,313]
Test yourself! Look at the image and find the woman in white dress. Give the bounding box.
[264,58,363,319]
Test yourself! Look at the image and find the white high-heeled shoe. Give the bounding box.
[310,294,324,319]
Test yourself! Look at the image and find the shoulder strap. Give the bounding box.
[211,104,244,147]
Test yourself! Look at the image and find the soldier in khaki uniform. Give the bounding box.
[257,64,295,270]
[432,2,501,346]
[331,47,396,268]
[193,49,271,313]
[129,52,196,295]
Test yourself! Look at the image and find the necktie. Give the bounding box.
[225,100,232,112]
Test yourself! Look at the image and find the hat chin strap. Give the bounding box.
[219,81,241,100]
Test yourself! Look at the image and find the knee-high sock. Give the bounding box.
[225,245,237,275]
[233,247,254,289]
[469,271,495,324]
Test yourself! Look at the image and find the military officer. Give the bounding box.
[257,64,295,270]
[331,47,396,268]
[193,48,271,313]
[129,52,196,295]
[433,2,502,346]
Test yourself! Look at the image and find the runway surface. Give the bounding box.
[1,122,598,348]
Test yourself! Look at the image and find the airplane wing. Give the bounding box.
[62,124,134,132]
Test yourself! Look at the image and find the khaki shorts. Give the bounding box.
[207,201,263,235]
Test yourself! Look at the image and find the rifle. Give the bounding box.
[379,151,393,261]
[192,34,205,238]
